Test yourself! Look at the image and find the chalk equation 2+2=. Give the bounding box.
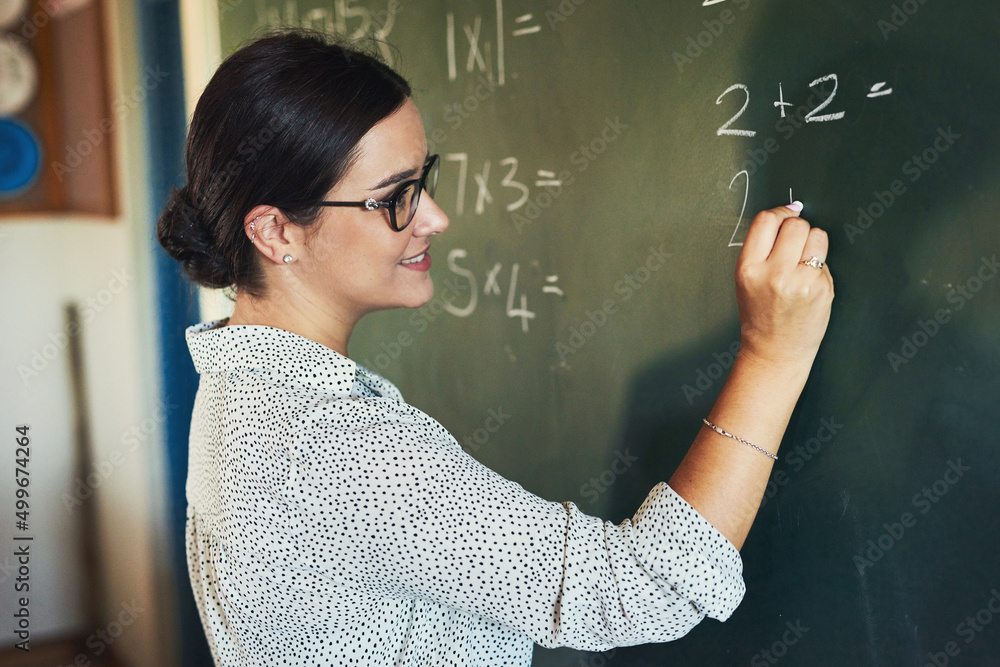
[716,75,894,137]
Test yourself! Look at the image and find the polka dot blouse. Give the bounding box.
[184,320,745,666]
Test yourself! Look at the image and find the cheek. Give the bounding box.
[314,230,409,284]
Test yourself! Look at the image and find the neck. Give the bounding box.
[226,288,358,357]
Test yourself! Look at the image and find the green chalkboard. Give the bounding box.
[217,2,1000,665]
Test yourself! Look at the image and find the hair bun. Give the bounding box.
[156,186,232,289]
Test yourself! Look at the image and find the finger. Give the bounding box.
[740,203,806,265]
[768,215,812,268]
[798,228,834,292]
[798,226,829,265]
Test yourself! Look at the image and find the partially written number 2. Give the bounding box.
[725,170,797,248]
[727,169,749,247]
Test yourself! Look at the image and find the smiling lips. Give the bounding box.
[399,251,425,264]
[399,250,431,271]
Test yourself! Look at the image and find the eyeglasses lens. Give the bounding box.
[400,157,440,231]
[426,157,439,199]
[387,182,410,231]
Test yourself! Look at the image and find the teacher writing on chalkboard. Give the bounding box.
[157,30,833,666]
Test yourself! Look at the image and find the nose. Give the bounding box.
[410,192,450,236]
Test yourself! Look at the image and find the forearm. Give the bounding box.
[668,347,813,550]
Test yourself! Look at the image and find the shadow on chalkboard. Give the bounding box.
[545,4,1000,665]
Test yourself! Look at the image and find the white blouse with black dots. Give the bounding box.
[184,319,745,666]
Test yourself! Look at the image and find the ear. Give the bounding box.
[244,205,295,266]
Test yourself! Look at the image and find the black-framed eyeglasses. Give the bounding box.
[317,154,440,232]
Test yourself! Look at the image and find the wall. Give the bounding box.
[0,1,177,665]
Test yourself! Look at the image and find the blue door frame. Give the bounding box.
[138,0,213,663]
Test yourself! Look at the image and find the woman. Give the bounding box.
[158,30,833,666]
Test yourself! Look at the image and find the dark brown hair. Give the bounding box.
[157,29,411,297]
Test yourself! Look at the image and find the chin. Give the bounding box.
[403,293,435,310]
[396,283,436,310]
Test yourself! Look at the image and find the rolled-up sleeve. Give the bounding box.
[282,397,745,652]
[552,483,744,649]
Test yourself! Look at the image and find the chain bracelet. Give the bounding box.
[702,418,779,461]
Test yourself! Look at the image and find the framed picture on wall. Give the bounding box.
[0,0,117,217]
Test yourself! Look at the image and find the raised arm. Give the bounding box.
[669,203,834,550]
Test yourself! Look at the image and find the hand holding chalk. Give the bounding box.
[671,203,833,548]
[733,202,834,369]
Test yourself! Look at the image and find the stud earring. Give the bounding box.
[249,216,259,242]
[283,254,293,263]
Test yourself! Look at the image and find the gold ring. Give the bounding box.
[800,256,824,269]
